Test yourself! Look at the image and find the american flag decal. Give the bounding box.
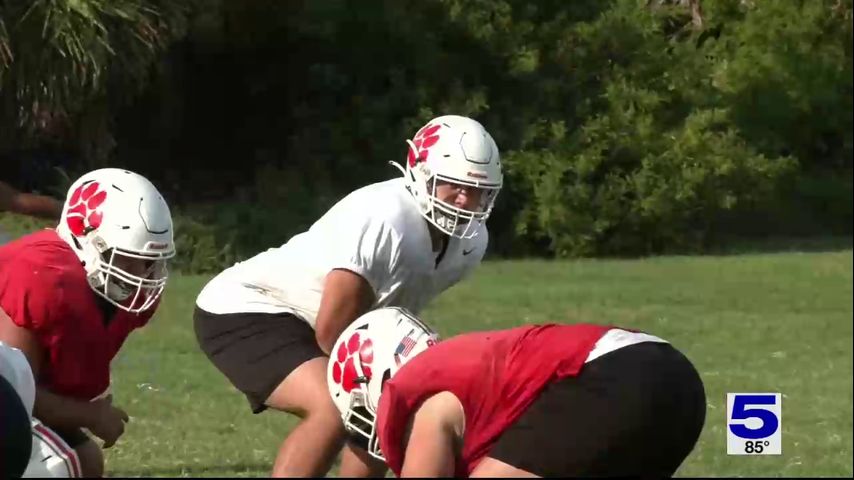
[394,329,417,358]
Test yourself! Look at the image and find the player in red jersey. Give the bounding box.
[327,307,707,478]
[0,168,176,477]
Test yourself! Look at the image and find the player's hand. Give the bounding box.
[87,396,129,448]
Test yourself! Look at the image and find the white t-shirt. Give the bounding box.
[195,178,488,328]
[584,328,669,364]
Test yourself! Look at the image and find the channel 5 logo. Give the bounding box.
[726,393,782,455]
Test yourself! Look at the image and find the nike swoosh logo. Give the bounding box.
[462,248,476,256]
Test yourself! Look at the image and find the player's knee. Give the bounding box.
[297,391,347,440]
[267,383,341,421]
[309,401,346,429]
[265,357,341,420]
[294,391,345,434]
[76,440,104,478]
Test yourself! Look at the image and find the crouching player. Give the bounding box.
[0,168,176,477]
[327,307,707,478]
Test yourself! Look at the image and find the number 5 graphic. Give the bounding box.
[729,394,779,439]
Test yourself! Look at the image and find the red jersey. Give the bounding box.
[376,323,613,477]
[0,230,155,400]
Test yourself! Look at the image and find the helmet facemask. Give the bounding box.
[342,358,387,461]
[87,235,172,313]
[422,173,501,240]
[401,139,501,240]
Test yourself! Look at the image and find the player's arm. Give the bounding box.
[314,268,376,355]
[33,388,104,428]
[0,309,99,430]
[0,181,63,219]
[400,391,465,477]
[314,216,398,355]
[1,307,127,447]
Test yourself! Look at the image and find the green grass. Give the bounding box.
[103,249,853,477]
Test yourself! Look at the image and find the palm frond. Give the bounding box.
[0,0,192,142]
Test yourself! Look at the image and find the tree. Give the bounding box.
[0,0,195,166]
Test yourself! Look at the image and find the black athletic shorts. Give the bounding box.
[489,341,707,478]
[193,306,326,414]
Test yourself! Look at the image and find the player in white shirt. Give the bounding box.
[193,115,503,477]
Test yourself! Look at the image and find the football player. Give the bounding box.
[192,115,503,477]
[0,168,176,477]
[328,307,707,478]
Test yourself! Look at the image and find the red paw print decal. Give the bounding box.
[331,331,374,393]
[408,122,443,167]
[66,181,107,236]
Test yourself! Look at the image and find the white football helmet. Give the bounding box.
[327,307,440,461]
[390,115,503,239]
[55,168,176,313]
[23,419,82,478]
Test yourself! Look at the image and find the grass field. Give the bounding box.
[101,248,853,477]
